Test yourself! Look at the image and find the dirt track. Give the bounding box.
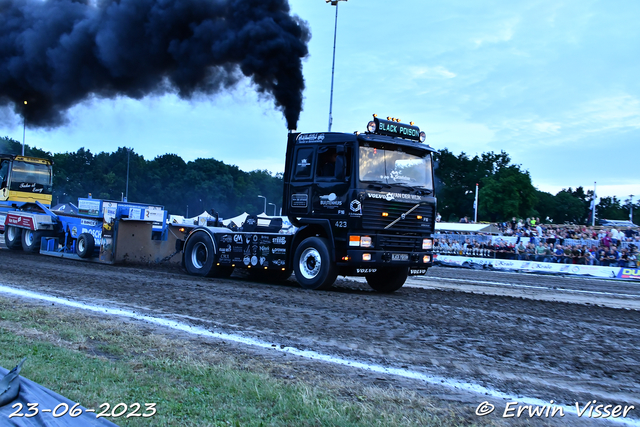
[1,248,639,425]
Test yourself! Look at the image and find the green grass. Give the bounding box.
[0,298,475,426]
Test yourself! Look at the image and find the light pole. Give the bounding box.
[22,101,27,155]
[326,0,348,132]
[258,195,267,214]
[474,183,479,223]
[125,148,130,202]
[629,195,634,223]
[268,203,277,216]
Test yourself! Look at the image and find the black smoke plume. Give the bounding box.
[0,0,310,129]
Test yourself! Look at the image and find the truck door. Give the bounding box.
[313,145,351,218]
[287,146,315,216]
[0,160,9,201]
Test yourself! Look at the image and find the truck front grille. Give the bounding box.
[377,234,423,251]
[362,199,434,233]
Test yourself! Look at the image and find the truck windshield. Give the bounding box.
[10,161,53,190]
[359,146,433,189]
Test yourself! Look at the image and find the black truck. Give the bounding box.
[181,115,436,292]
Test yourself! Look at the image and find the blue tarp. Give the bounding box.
[0,365,119,427]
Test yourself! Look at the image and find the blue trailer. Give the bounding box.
[3,196,168,263]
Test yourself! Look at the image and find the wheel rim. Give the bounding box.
[299,247,321,280]
[191,242,208,270]
[24,230,34,246]
[7,226,17,241]
[78,238,85,253]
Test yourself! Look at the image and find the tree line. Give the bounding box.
[2,136,638,224]
[434,148,638,225]
[1,136,283,218]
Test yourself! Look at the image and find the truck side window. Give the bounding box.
[316,147,337,178]
[316,146,351,181]
[0,161,8,189]
[293,147,314,181]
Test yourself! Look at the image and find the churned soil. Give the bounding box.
[1,248,638,426]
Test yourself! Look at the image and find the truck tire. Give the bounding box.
[76,233,96,258]
[184,232,216,277]
[366,267,408,293]
[5,226,23,250]
[183,232,233,278]
[21,229,45,253]
[294,237,337,290]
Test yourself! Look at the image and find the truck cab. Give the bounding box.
[283,115,436,292]
[0,154,53,233]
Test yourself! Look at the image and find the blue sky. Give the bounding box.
[1,0,639,202]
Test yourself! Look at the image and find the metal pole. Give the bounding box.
[474,183,479,223]
[328,2,339,132]
[125,148,130,202]
[630,195,634,223]
[269,203,277,216]
[591,181,597,227]
[258,195,266,214]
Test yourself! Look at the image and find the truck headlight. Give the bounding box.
[349,235,373,248]
[422,238,433,250]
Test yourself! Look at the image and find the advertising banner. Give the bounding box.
[435,255,624,279]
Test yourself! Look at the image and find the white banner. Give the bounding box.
[434,255,621,279]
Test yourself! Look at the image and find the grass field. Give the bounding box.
[0,296,477,427]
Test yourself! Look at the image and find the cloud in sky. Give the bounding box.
[0,0,638,201]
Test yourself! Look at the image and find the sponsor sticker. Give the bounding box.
[272,236,287,245]
[349,200,362,216]
[618,268,640,280]
[292,194,308,208]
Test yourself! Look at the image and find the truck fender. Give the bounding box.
[182,227,218,260]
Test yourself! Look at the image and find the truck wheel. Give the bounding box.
[77,233,96,258]
[21,229,45,253]
[294,237,337,290]
[5,226,23,250]
[184,232,215,277]
[366,267,408,293]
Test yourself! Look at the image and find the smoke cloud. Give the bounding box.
[0,0,310,129]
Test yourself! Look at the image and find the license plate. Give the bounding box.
[392,253,409,261]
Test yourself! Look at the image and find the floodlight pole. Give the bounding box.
[327,0,348,132]
[630,195,634,223]
[258,195,267,214]
[125,148,130,202]
[474,183,479,223]
[592,181,597,227]
[268,203,277,216]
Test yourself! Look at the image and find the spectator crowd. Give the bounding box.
[434,216,639,268]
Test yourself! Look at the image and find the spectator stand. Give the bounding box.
[432,222,639,281]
